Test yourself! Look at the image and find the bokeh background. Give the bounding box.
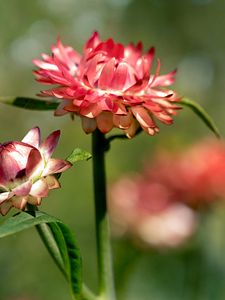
[0,0,225,299]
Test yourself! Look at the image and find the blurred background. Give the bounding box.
[0,0,225,299]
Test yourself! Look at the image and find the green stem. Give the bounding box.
[92,129,116,300]
[82,285,97,300]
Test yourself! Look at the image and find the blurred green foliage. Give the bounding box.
[0,0,225,299]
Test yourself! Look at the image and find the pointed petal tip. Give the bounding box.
[42,158,71,176]
[148,47,155,55]
[22,127,41,148]
[91,30,99,39]
[56,35,62,43]
[136,41,143,51]
[26,148,43,178]
[12,181,32,197]
[41,130,61,159]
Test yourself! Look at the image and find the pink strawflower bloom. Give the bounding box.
[33,32,180,137]
[109,176,197,249]
[145,139,225,207]
[109,139,225,248]
[0,127,71,215]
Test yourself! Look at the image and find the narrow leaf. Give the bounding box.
[47,222,71,276]
[178,98,221,138]
[67,148,92,164]
[0,97,58,110]
[0,211,60,237]
[0,211,82,298]
[58,222,82,296]
[36,223,66,277]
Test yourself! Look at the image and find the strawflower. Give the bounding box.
[144,139,225,207]
[109,139,225,248]
[109,176,197,249]
[0,127,71,215]
[109,174,197,248]
[33,32,180,137]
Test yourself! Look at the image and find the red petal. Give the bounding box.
[96,112,114,133]
[22,127,41,148]
[143,47,155,74]
[81,116,97,133]
[80,103,102,118]
[0,143,31,184]
[151,69,177,87]
[131,106,156,129]
[110,63,129,91]
[53,38,77,74]
[33,59,59,71]
[98,58,116,90]
[113,113,132,129]
[30,179,49,198]
[149,58,161,86]
[85,54,104,87]
[12,180,32,197]
[124,118,140,139]
[41,130,60,160]
[99,97,115,112]
[95,38,114,53]
[42,158,71,176]
[152,111,174,125]
[26,148,43,178]
[54,101,71,116]
[85,31,101,50]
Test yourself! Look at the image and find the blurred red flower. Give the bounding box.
[146,139,225,207]
[109,139,225,248]
[34,32,180,137]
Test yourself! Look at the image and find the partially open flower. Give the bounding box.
[0,127,71,215]
[33,32,180,137]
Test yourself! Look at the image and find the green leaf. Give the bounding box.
[67,148,92,164]
[0,211,60,237]
[0,211,82,299]
[178,98,221,138]
[36,223,66,276]
[53,222,82,296]
[0,97,58,110]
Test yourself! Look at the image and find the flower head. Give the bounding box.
[109,139,225,248]
[0,127,71,215]
[109,176,197,249]
[144,139,225,207]
[33,32,180,137]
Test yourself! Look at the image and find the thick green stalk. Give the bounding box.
[92,130,116,300]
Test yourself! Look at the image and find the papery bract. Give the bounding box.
[0,127,71,215]
[33,32,180,137]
